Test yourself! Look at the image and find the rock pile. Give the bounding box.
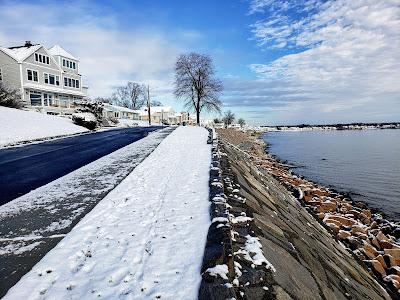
[217,128,400,297]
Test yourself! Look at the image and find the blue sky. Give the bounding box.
[0,0,399,125]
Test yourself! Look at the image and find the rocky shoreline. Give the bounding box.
[214,128,399,298]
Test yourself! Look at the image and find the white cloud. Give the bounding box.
[0,0,197,104]
[242,0,400,124]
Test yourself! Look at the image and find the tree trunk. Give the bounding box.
[147,85,151,125]
[196,95,201,125]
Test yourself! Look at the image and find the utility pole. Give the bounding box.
[147,85,151,125]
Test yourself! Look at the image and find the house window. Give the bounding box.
[44,73,60,86]
[43,93,53,106]
[34,53,50,65]
[27,69,38,82]
[30,91,42,106]
[62,59,76,70]
[63,77,80,88]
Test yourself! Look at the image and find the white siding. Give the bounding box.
[0,51,21,89]
[59,56,79,75]
[25,47,61,71]
[22,48,62,86]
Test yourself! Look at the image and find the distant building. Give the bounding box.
[140,106,195,125]
[102,103,141,120]
[0,41,88,115]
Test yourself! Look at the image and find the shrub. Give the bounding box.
[109,117,119,124]
[72,112,97,130]
[0,83,23,108]
[73,101,104,129]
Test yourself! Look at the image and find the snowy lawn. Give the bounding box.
[0,107,88,147]
[4,126,211,300]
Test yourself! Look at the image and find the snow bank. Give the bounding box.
[72,112,97,122]
[4,126,211,300]
[0,107,88,147]
[116,119,165,128]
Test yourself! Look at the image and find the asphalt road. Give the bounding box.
[0,126,163,205]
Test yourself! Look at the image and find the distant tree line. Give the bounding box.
[263,122,400,129]
[214,110,246,128]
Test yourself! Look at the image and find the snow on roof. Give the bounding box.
[0,45,42,62]
[48,45,78,61]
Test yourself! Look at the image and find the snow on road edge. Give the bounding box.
[4,126,211,300]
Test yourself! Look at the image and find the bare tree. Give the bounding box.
[174,52,223,125]
[112,82,145,109]
[0,83,22,108]
[127,82,146,109]
[223,110,235,128]
[238,118,246,128]
[112,86,129,107]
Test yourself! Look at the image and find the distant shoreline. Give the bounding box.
[261,122,400,131]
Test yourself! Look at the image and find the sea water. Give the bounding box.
[263,129,400,220]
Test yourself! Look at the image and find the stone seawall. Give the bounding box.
[199,129,394,299]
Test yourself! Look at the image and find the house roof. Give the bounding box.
[48,45,78,61]
[0,44,42,62]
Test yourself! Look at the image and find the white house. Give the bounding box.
[102,103,196,126]
[0,41,88,115]
[102,103,141,120]
[140,106,195,125]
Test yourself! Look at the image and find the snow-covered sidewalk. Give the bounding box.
[4,126,211,300]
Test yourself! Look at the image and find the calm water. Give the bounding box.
[263,130,400,221]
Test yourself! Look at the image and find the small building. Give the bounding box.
[102,103,141,120]
[141,106,175,124]
[140,107,197,125]
[0,41,88,115]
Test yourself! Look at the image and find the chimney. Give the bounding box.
[24,41,33,47]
